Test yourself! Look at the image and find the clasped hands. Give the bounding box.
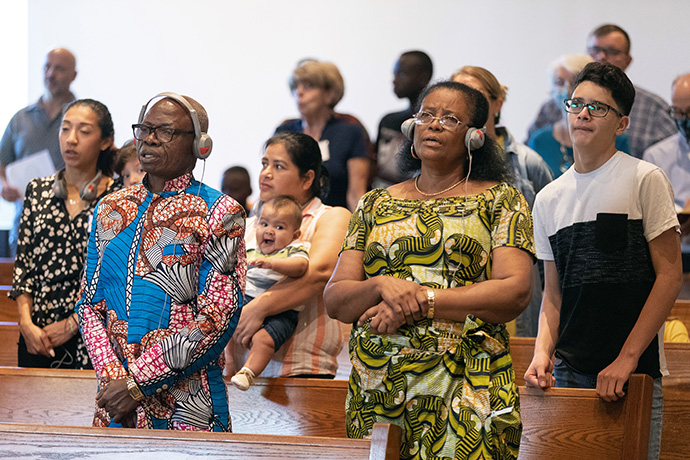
[356,277,430,335]
[96,378,139,428]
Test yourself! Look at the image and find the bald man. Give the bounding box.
[643,73,690,270]
[0,48,77,256]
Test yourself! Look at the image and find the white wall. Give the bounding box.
[25,0,690,202]
[0,0,28,228]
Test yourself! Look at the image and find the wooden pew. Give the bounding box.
[0,367,657,460]
[659,342,690,460]
[510,336,534,387]
[0,321,18,367]
[0,258,12,286]
[670,298,690,332]
[509,336,690,460]
[0,422,402,460]
[0,289,17,322]
[0,367,349,437]
[518,373,652,460]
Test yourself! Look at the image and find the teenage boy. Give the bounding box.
[525,62,682,460]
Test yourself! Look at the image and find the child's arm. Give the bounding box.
[251,256,309,278]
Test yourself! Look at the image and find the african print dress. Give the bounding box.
[77,174,246,431]
[342,185,535,460]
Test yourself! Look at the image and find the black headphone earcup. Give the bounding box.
[401,119,415,140]
[53,169,67,199]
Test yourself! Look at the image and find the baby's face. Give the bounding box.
[122,158,145,187]
[256,203,299,254]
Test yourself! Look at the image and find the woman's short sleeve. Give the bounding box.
[341,189,387,252]
[489,184,536,256]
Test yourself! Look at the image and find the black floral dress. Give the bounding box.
[9,174,121,369]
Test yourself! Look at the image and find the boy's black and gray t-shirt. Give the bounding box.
[533,152,679,378]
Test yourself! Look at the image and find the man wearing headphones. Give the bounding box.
[76,93,246,431]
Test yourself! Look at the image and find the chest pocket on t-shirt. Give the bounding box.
[595,213,628,254]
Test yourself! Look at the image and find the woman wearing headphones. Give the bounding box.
[9,99,120,369]
[324,81,535,459]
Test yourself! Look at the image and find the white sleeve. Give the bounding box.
[532,192,555,261]
[640,167,680,242]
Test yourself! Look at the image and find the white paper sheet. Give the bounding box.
[5,150,56,198]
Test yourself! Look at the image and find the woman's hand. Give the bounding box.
[19,322,54,358]
[358,301,408,335]
[374,276,428,325]
[43,316,76,348]
[356,278,428,334]
[233,298,265,348]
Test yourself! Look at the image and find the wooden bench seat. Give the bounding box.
[518,374,652,460]
[509,336,690,460]
[0,289,17,322]
[670,298,690,333]
[0,322,18,367]
[0,422,401,460]
[0,259,12,286]
[0,367,655,459]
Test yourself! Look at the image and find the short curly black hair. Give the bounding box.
[573,62,635,116]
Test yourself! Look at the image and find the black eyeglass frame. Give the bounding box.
[131,123,195,143]
[564,98,624,118]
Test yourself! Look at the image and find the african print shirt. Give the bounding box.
[342,185,534,287]
[77,173,246,431]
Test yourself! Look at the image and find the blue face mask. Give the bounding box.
[676,118,690,143]
[551,87,569,112]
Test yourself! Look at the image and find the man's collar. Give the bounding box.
[143,172,194,193]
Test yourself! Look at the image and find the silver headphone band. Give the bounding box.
[138,92,203,139]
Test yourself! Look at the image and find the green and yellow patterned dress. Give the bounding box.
[342,185,535,460]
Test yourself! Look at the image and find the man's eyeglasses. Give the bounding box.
[669,107,690,120]
[132,124,195,143]
[564,98,624,118]
[587,46,627,58]
[413,111,464,130]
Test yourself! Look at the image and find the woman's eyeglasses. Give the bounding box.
[413,112,464,130]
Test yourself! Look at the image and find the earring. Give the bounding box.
[410,145,419,160]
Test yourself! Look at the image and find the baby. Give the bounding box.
[114,140,145,187]
[231,195,309,390]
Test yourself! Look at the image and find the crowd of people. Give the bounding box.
[1,21,689,460]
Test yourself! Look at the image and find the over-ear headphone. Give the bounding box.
[401,118,486,151]
[53,169,103,202]
[137,92,213,160]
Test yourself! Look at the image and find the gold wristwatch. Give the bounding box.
[126,375,144,401]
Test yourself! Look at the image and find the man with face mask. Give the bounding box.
[529,54,629,178]
[526,24,676,159]
[643,73,690,270]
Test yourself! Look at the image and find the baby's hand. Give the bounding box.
[249,258,272,269]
